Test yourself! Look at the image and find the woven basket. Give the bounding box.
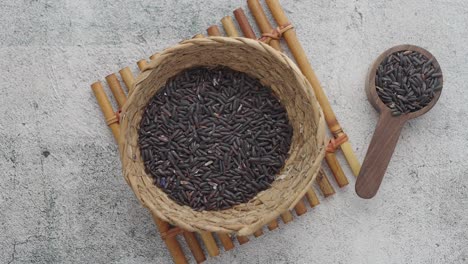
[120,37,327,236]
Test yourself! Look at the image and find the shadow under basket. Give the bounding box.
[119,37,327,236]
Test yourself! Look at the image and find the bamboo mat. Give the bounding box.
[90,1,359,263]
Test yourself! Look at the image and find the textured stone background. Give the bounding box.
[0,0,467,263]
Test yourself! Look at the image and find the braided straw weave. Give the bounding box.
[120,37,326,236]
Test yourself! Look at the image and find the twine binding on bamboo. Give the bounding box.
[259,22,293,43]
[106,109,121,126]
[326,133,349,153]
[120,37,326,236]
[161,227,185,240]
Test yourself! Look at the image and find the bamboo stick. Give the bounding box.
[151,213,188,264]
[200,232,220,257]
[207,25,222,36]
[316,168,336,197]
[237,236,249,245]
[91,82,121,141]
[294,199,307,216]
[314,167,336,197]
[325,153,349,187]
[280,211,293,224]
[149,53,159,61]
[341,142,360,176]
[233,8,257,39]
[265,0,361,176]
[105,74,126,108]
[267,220,279,231]
[193,34,205,38]
[247,0,281,51]
[119,67,135,93]
[305,187,320,207]
[253,229,264,237]
[221,16,239,37]
[137,59,149,71]
[217,233,235,251]
[182,232,206,263]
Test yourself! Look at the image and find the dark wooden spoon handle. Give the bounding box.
[355,111,408,199]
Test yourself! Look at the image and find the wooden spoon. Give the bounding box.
[355,45,443,199]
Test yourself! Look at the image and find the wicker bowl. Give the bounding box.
[120,37,326,236]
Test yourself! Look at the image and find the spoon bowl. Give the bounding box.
[366,44,443,119]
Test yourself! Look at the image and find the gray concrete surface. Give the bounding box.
[0,0,467,263]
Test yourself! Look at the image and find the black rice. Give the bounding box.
[375,50,442,116]
[138,67,293,211]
